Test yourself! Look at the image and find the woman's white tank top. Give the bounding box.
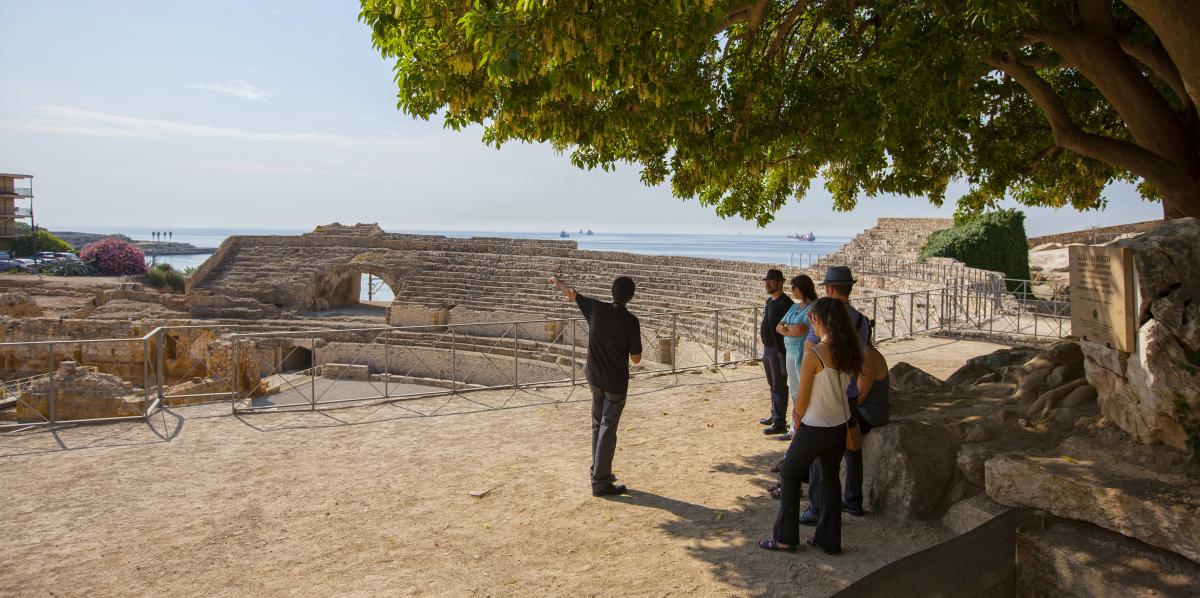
[801,348,853,427]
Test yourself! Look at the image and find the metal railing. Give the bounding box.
[1,278,1070,429]
[0,325,237,431]
[227,306,765,414]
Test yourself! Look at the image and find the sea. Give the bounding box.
[67,226,848,302]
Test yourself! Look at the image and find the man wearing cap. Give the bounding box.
[758,268,794,435]
[800,266,873,522]
[549,275,643,497]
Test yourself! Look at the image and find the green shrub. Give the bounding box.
[39,260,97,277]
[920,209,1031,286]
[145,263,185,292]
[10,230,73,257]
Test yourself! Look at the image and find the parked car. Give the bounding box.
[0,251,10,260]
[53,252,80,261]
[13,258,38,272]
[0,259,22,272]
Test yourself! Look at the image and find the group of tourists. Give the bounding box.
[547,264,889,555]
[755,266,890,554]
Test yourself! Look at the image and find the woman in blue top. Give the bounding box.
[775,275,818,436]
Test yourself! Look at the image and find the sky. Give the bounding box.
[0,1,1164,237]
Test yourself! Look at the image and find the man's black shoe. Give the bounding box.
[763,424,787,435]
[759,417,774,425]
[842,504,865,517]
[592,483,627,497]
[799,509,820,526]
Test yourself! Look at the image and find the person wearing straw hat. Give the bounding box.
[758,268,794,435]
[549,275,642,497]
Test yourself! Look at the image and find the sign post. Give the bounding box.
[1069,246,1136,352]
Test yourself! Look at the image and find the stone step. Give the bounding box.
[986,436,1200,563]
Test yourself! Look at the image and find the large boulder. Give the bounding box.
[942,493,1011,534]
[888,362,944,394]
[1080,218,1200,451]
[945,347,1040,387]
[986,437,1200,563]
[862,420,961,519]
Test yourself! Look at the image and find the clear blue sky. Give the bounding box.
[0,1,1163,237]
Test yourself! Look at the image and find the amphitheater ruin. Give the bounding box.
[2,216,1198,596]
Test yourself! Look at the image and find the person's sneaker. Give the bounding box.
[762,424,787,435]
[799,509,820,526]
[842,504,865,517]
[759,417,774,425]
[777,433,792,441]
[592,483,627,497]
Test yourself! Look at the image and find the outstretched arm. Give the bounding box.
[548,277,577,302]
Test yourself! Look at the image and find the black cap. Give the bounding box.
[820,266,856,285]
[762,268,785,281]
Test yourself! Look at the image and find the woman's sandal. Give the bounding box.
[767,484,781,500]
[757,538,796,553]
[805,537,840,555]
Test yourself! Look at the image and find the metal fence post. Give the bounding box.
[513,324,519,389]
[890,294,897,338]
[568,321,575,387]
[670,314,677,374]
[233,337,241,413]
[383,335,390,398]
[156,329,165,404]
[47,345,56,424]
[143,337,151,409]
[908,293,914,337]
[446,326,457,393]
[310,336,317,411]
[751,306,759,357]
[713,311,720,365]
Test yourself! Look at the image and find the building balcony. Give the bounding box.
[0,207,33,218]
[0,186,33,197]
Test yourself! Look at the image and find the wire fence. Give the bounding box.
[1,278,1071,428]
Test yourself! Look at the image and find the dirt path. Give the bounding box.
[0,338,1005,596]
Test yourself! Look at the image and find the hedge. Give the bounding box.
[920,209,1030,285]
[9,230,73,257]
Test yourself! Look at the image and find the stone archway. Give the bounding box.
[311,258,402,312]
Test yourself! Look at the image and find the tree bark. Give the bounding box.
[1123,0,1200,110]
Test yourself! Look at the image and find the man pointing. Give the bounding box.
[550,275,643,496]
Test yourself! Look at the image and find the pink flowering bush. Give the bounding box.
[80,238,147,276]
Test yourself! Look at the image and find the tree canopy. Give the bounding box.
[361,0,1200,224]
[10,230,72,257]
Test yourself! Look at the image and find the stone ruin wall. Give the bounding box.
[1027,220,1163,247]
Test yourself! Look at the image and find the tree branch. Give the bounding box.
[988,55,1193,198]
[1119,36,1192,109]
[763,1,810,64]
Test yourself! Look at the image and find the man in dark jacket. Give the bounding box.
[759,268,794,435]
[550,275,642,496]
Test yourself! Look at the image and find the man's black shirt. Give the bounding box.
[576,294,642,395]
[760,293,794,350]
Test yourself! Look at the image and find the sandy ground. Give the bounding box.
[0,336,1005,597]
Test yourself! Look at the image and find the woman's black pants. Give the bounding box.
[773,422,846,552]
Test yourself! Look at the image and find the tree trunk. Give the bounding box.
[1123,0,1200,110]
[1161,187,1200,220]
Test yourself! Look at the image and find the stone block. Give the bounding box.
[942,494,1011,534]
[1016,520,1200,597]
[986,438,1200,563]
[863,420,961,519]
[320,363,371,381]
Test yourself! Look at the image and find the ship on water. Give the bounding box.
[789,232,816,241]
[560,229,570,238]
[586,229,594,236]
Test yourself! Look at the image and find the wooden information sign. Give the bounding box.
[1069,245,1136,352]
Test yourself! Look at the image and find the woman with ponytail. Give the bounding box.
[759,297,863,555]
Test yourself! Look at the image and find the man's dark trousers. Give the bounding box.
[763,346,789,427]
[590,385,627,487]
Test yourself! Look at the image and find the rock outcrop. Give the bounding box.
[16,361,143,421]
[1080,217,1200,452]
[986,436,1200,563]
[0,292,42,318]
[862,420,961,519]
